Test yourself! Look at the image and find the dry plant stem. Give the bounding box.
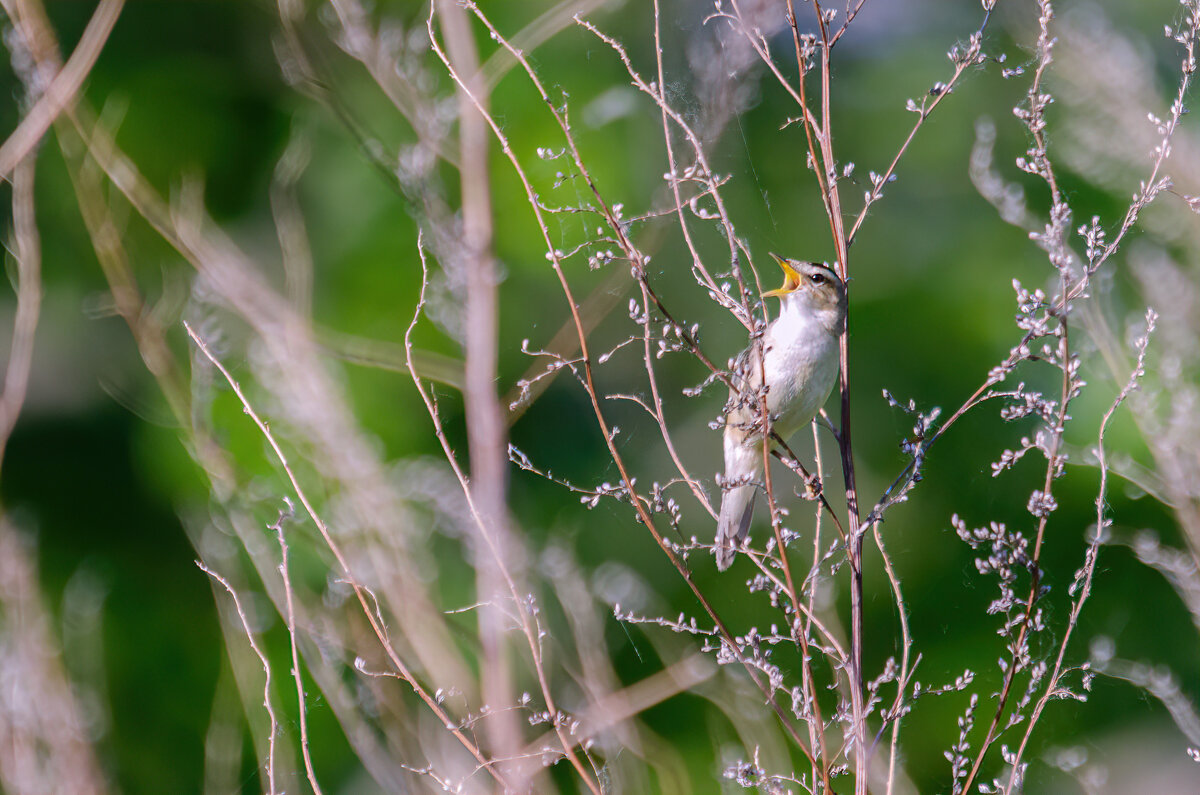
[436,1,523,775]
[648,0,753,322]
[762,4,868,784]
[786,0,996,500]
[427,10,818,763]
[523,16,756,409]
[747,547,848,664]
[274,512,323,795]
[804,423,834,780]
[505,265,627,422]
[845,20,988,247]
[638,1,739,517]
[998,319,1155,790]
[479,0,615,93]
[197,562,280,795]
[803,2,868,788]
[771,438,846,540]
[781,0,835,237]
[404,240,603,794]
[582,11,753,325]
[959,308,1074,794]
[522,654,713,760]
[184,324,508,790]
[725,1,818,126]
[784,3,991,783]
[0,157,41,472]
[803,0,855,275]
[873,23,1200,778]
[638,281,717,518]
[752,364,809,720]
[1063,19,1199,306]
[744,537,837,792]
[870,521,911,795]
[444,4,820,751]
[0,0,123,179]
[995,374,1076,795]
[506,122,761,421]
[827,0,870,49]
[491,10,836,778]
[639,277,738,392]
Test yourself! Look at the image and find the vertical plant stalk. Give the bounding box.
[796,1,867,786]
[436,0,522,773]
[805,424,834,784]
[197,562,281,795]
[0,157,42,472]
[274,508,324,795]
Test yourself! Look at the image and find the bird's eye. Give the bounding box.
[809,273,826,285]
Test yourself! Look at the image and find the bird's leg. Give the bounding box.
[770,436,847,543]
[770,434,822,500]
[816,408,841,443]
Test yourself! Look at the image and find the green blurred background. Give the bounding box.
[1,0,1197,792]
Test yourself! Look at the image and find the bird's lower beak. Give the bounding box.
[762,252,802,298]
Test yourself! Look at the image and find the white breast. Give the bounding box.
[760,306,841,439]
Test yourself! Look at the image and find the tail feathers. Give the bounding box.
[716,485,756,571]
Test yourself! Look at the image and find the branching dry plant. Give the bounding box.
[3,0,1200,793]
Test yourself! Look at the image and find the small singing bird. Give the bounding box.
[716,254,847,571]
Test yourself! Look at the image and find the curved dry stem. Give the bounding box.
[197,562,280,795]
[273,508,324,795]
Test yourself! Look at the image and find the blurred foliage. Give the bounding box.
[1,0,1197,793]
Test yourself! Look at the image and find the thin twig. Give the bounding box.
[197,562,280,795]
[272,505,324,795]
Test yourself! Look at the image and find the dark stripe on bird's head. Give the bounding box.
[763,254,842,297]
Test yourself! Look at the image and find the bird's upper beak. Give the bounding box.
[762,252,802,298]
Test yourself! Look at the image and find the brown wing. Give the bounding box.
[724,341,765,442]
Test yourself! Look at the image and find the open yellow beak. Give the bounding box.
[762,252,803,298]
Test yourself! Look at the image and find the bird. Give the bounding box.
[715,254,846,571]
